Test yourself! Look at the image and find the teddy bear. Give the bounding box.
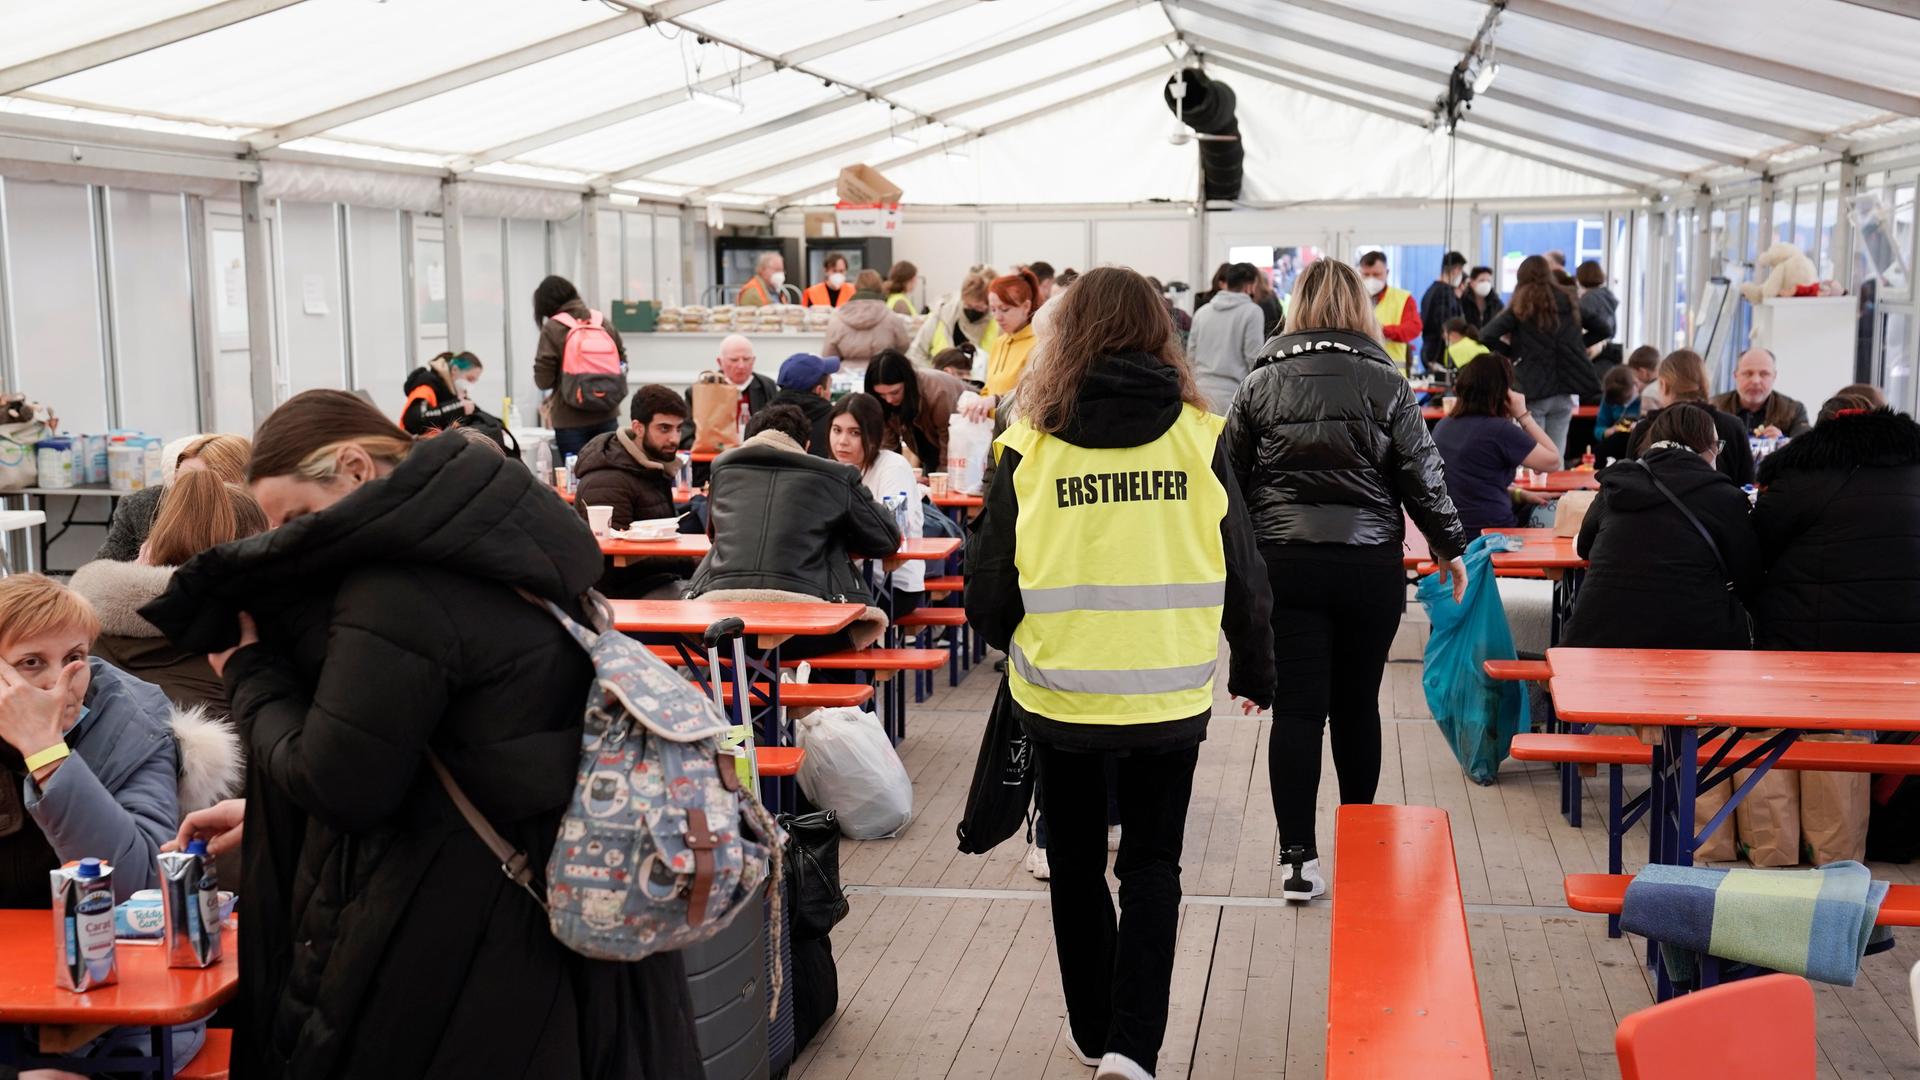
[1740,241,1820,304]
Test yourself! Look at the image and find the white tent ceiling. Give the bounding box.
[1,0,1916,208]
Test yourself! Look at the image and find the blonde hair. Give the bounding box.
[0,574,99,650]
[959,270,994,306]
[1286,259,1385,344]
[178,434,251,486]
[145,469,269,567]
[249,390,414,483]
[1658,349,1711,403]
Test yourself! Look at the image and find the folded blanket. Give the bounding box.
[1620,861,1888,986]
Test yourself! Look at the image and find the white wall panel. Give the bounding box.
[891,221,981,307]
[347,206,406,402]
[594,210,620,310]
[620,211,654,303]
[988,221,1089,280]
[506,218,548,422]
[4,180,109,433]
[1092,218,1194,287]
[276,201,345,397]
[459,216,507,417]
[106,189,199,439]
[653,213,683,308]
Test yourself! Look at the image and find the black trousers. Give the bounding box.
[1034,738,1199,1073]
[1265,551,1406,859]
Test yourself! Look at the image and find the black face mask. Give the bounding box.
[962,307,987,322]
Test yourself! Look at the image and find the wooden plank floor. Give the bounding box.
[797,613,1920,1079]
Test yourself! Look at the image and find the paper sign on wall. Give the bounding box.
[426,262,446,302]
[301,274,329,316]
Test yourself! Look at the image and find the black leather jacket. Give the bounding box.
[1225,329,1467,561]
[689,432,902,602]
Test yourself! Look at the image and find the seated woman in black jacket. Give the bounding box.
[1751,395,1920,651]
[399,350,482,435]
[1563,403,1761,650]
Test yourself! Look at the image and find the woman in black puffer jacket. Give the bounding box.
[143,390,699,1080]
[1225,257,1466,902]
[1752,398,1920,651]
[1479,254,1611,461]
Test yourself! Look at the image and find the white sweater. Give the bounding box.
[860,449,925,593]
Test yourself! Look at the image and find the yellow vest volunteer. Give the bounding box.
[1446,337,1490,369]
[1374,285,1415,367]
[994,405,1230,724]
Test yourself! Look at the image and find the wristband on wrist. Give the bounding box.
[25,741,69,773]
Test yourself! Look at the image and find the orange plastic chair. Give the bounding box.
[1615,974,1815,1079]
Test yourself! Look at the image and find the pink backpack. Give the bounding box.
[553,310,628,416]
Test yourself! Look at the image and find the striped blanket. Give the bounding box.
[1620,861,1888,986]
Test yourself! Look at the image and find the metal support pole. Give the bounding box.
[183,195,216,431]
[441,181,467,352]
[1835,156,1859,290]
[239,181,278,425]
[1690,188,1712,334]
[91,186,122,429]
[579,194,602,308]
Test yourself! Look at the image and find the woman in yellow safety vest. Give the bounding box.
[966,267,1275,1080]
[908,269,998,364]
[884,259,918,317]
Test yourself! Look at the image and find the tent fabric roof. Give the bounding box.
[1,0,1915,208]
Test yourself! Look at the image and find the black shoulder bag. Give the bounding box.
[1633,458,1754,645]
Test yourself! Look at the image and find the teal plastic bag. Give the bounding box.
[1416,532,1530,785]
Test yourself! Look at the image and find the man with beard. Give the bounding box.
[573,383,689,531]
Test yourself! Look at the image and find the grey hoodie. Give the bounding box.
[1188,290,1266,415]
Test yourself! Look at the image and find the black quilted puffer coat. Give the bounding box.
[142,435,699,1080]
[1224,328,1467,561]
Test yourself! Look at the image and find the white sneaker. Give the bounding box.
[1065,1031,1102,1066]
[1025,845,1051,881]
[1095,1051,1155,1080]
[1107,825,1122,851]
[1277,846,1325,902]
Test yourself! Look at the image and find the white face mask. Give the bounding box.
[1363,276,1386,297]
[1473,280,1494,298]
[768,271,786,288]
[827,272,846,288]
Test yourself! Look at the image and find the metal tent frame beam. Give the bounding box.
[588,0,1141,188]
[1180,29,1748,169]
[1176,0,1834,149]
[0,0,310,97]
[1191,39,1688,182]
[1205,55,1652,194]
[249,12,653,150]
[682,35,1176,199]
[771,64,1181,206]
[1505,0,1920,116]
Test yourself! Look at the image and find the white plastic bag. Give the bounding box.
[794,707,913,839]
[946,393,994,495]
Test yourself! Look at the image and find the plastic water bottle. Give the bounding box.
[675,451,692,491]
[892,491,911,537]
[564,454,579,495]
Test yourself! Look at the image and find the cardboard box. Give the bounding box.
[836,163,903,205]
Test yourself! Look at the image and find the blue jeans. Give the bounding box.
[1528,394,1575,466]
[555,420,617,460]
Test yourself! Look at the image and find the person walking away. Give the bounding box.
[828,393,926,620]
[1188,262,1267,414]
[1751,395,1920,652]
[736,251,785,307]
[967,267,1275,1080]
[803,253,855,309]
[1461,265,1504,331]
[1226,257,1467,901]
[908,269,999,364]
[143,390,701,1079]
[1627,349,1756,485]
[1249,268,1284,340]
[1562,403,1761,649]
[767,354,841,460]
[884,260,919,316]
[1420,252,1468,374]
[973,268,1044,417]
[532,274,630,459]
[866,350,968,470]
[1478,255,1608,461]
[1432,354,1563,536]
[400,350,483,437]
[1711,347,1813,438]
[822,270,910,372]
[1355,251,1421,375]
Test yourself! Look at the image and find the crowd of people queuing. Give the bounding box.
[0,235,1907,1080]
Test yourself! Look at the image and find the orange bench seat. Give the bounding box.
[716,682,872,708]
[1483,659,1552,681]
[1510,733,1920,773]
[1565,873,1920,927]
[923,575,964,595]
[647,645,942,671]
[895,607,967,628]
[179,1028,232,1080]
[756,747,804,777]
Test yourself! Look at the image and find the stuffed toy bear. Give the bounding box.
[1740,241,1820,303]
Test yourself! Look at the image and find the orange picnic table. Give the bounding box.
[1484,527,1586,570]
[607,599,864,637]
[1515,469,1599,493]
[0,909,238,1075]
[598,535,959,568]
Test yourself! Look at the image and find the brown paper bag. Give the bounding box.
[1800,734,1871,865]
[1735,760,1801,867]
[1695,777,1737,862]
[1553,489,1596,538]
[691,373,742,453]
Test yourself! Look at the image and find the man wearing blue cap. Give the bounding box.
[769,353,841,460]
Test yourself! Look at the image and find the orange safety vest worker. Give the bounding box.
[737,276,776,307]
[802,281,855,308]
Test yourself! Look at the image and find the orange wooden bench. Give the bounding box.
[894,606,972,691]
[646,644,943,675]
[1483,658,1552,682]
[1328,805,1491,1080]
[714,681,872,708]
[179,1028,231,1080]
[756,746,804,778]
[1615,974,1815,1079]
[1565,873,1920,928]
[923,575,964,596]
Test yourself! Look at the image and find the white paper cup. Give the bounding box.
[553,467,569,490]
[586,505,614,538]
[929,472,949,496]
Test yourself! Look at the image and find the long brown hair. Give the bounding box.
[1657,349,1711,403]
[250,389,413,483]
[1021,267,1203,433]
[1286,259,1384,343]
[827,393,886,472]
[884,260,916,295]
[145,469,269,567]
[1509,255,1561,330]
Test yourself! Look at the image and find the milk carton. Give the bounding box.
[51,859,117,992]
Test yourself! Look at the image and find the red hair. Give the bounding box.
[989,268,1043,311]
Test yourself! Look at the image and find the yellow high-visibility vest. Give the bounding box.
[1446,338,1490,369]
[1375,285,1414,368]
[931,316,999,361]
[996,405,1229,725]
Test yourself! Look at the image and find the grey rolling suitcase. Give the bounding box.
[679,880,771,1080]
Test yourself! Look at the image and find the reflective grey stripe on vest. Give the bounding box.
[1019,581,1225,615]
[1009,643,1215,696]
